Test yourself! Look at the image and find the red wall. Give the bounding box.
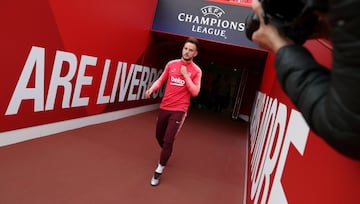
[0,0,158,132]
[0,0,260,145]
[247,39,360,204]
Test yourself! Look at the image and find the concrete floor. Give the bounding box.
[0,108,248,204]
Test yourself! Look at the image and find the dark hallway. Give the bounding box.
[144,33,267,121]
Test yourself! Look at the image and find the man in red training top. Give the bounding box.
[145,37,202,186]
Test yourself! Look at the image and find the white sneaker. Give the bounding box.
[150,172,161,186]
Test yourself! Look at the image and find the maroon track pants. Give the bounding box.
[156,109,186,166]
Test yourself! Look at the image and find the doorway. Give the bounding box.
[143,32,267,120]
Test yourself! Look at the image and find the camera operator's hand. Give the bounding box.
[251,0,294,53]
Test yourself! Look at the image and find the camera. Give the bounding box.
[245,0,328,45]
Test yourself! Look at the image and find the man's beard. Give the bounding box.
[182,55,192,61]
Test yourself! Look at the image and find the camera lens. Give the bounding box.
[245,13,260,41]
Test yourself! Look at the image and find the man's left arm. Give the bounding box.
[181,66,202,97]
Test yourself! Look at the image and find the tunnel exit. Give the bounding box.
[146,0,268,121]
[142,33,267,121]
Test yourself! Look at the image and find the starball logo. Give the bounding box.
[201,5,225,18]
[177,5,246,39]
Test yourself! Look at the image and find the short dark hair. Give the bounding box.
[186,37,200,51]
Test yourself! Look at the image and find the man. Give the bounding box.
[145,37,202,186]
[250,0,360,160]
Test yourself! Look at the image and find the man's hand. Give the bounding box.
[181,65,190,77]
[145,89,152,99]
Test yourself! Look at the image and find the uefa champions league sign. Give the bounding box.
[152,0,259,48]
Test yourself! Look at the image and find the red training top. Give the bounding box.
[149,59,202,113]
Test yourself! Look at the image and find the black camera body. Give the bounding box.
[245,0,328,45]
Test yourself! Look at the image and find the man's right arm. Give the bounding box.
[145,65,169,99]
